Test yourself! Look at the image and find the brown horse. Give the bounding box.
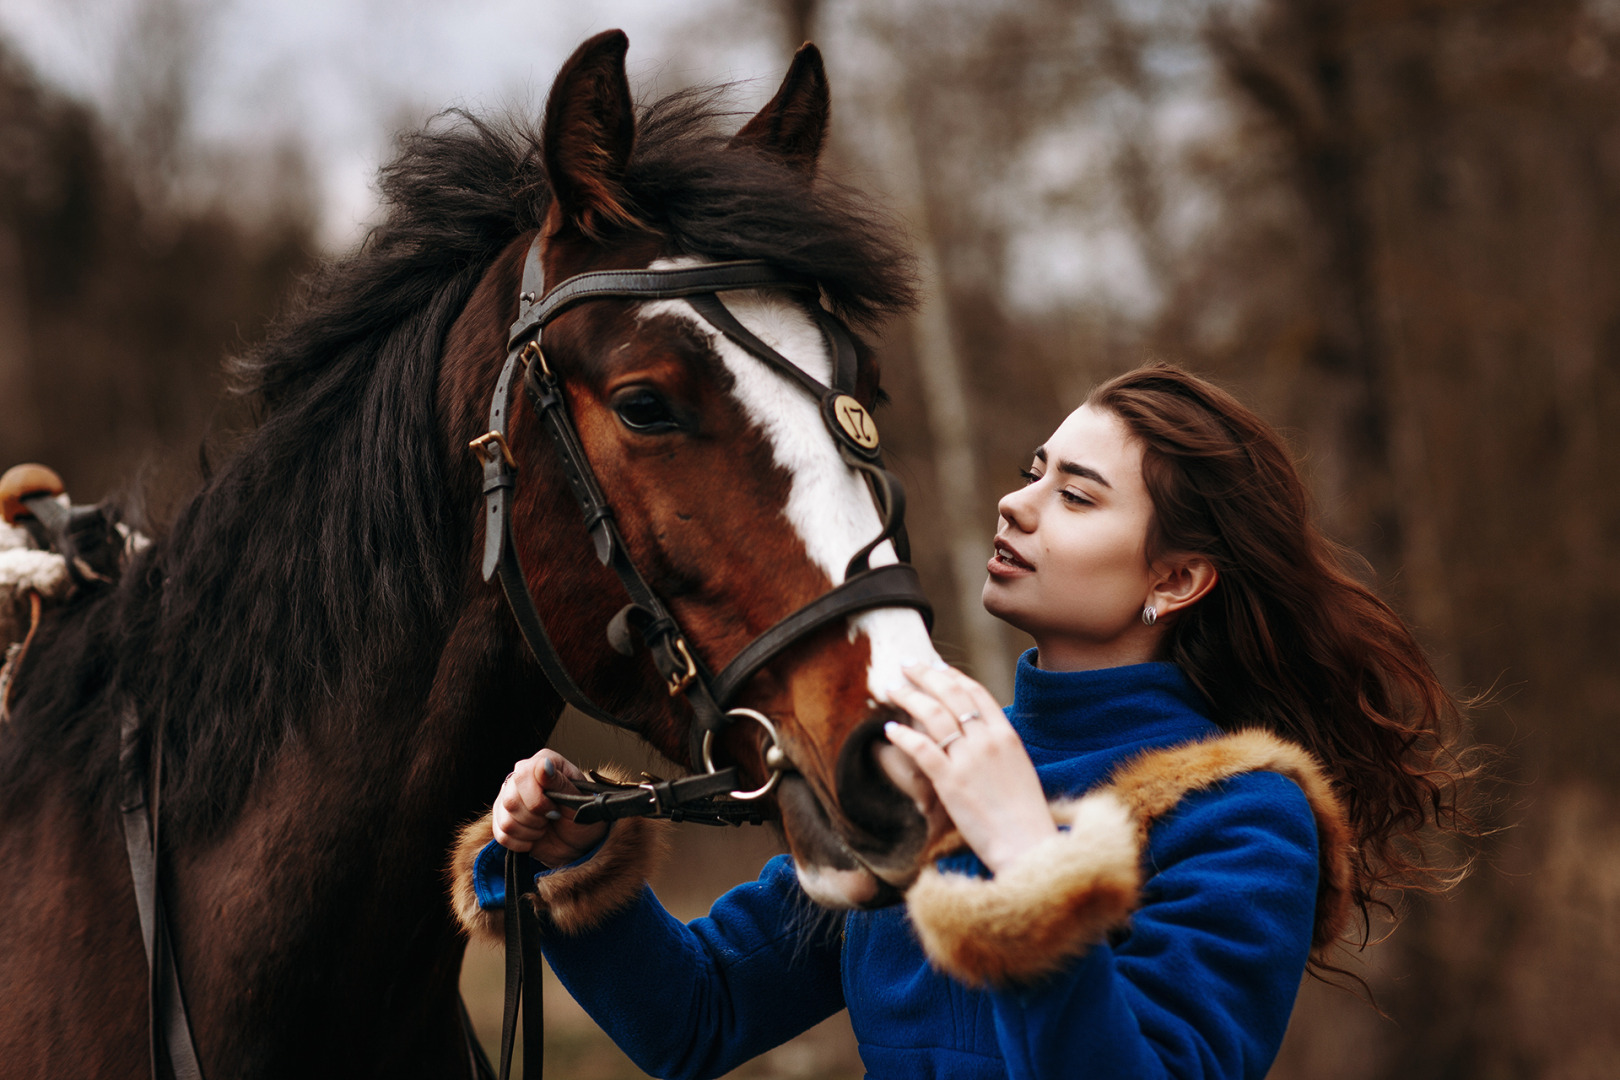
[0,31,943,1079]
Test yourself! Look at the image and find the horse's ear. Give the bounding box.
[543,29,639,238]
[731,42,829,177]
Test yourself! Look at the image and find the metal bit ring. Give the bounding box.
[701,707,787,800]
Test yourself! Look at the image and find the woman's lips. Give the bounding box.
[988,540,1034,576]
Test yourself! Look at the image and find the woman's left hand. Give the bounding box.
[882,662,1058,875]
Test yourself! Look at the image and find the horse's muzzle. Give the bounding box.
[829,716,938,887]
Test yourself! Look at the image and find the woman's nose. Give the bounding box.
[997,485,1037,532]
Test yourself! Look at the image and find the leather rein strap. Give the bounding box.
[117,705,496,1080]
[480,236,935,1080]
[119,706,205,1080]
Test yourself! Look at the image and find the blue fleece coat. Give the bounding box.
[475,655,1321,1079]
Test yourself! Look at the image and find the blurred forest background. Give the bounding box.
[3,0,1618,1076]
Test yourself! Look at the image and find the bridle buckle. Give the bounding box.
[519,339,551,377]
[664,637,698,697]
[468,430,515,468]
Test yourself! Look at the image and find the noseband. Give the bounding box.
[472,236,933,792]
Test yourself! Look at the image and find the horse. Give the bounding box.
[0,30,946,1078]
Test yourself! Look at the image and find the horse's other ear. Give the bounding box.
[543,29,639,238]
[731,42,829,177]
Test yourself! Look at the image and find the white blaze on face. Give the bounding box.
[639,260,940,701]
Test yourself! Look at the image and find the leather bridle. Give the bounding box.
[476,235,934,1080]
[472,234,932,794]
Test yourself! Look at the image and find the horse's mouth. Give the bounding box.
[775,773,903,908]
[773,717,939,908]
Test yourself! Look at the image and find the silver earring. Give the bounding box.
[1142,605,1158,627]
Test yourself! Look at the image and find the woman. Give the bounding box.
[451,363,1475,1079]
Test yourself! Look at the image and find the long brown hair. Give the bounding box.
[1088,363,1479,957]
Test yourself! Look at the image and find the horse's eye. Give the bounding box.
[613,389,680,433]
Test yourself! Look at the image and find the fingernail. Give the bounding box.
[542,759,557,777]
[545,810,562,821]
[884,721,904,738]
[899,657,920,669]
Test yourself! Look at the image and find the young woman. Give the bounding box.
[451,363,1475,1080]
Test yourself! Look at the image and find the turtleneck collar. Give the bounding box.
[1007,649,1218,769]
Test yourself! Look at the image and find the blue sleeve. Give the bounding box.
[990,772,1320,1080]
[476,847,845,1080]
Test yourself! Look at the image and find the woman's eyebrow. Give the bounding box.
[1034,446,1112,489]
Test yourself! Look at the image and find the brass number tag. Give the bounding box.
[832,395,880,450]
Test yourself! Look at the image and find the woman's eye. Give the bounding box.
[614,390,680,433]
[1019,468,1041,485]
[1060,489,1094,507]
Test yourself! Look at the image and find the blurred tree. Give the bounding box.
[109,0,215,211]
[1151,1,1620,1073]
[0,36,315,516]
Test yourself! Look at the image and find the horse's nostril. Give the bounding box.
[834,715,922,847]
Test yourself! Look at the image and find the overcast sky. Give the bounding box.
[0,0,792,247]
[0,0,1203,315]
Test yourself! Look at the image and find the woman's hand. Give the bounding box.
[492,749,609,868]
[882,662,1058,875]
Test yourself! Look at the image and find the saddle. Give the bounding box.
[0,463,134,714]
[1,463,129,583]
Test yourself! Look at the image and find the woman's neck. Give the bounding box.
[1031,631,1159,673]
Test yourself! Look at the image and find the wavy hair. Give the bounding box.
[1088,363,1481,968]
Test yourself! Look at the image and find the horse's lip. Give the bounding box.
[826,812,917,894]
[779,756,925,893]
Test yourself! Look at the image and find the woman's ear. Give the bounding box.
[1148,555,1217,619]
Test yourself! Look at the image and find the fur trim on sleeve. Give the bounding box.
[904,729,1352,987]
[905,791,1141,989]
[448,812,504,944]
[448,786,671,946]
[1104,728,1353,952]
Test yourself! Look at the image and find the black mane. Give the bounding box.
[0,88,916,836]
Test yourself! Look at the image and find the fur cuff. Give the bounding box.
[448,797,671,946]
[1103,728,1352,952]
[905,729,1352,987]
[906,792,1140,989]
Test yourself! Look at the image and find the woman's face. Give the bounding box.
[982,404,1162,671]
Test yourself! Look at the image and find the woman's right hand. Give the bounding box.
[492,749,609,867]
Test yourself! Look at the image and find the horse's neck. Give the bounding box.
[163,592,554,1069]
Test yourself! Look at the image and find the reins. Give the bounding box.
[475,235,934,1080]
[118,705,205,1080]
